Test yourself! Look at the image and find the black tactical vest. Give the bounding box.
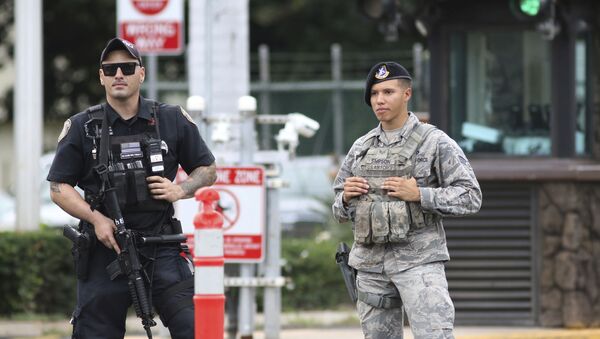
[84,103,169,213]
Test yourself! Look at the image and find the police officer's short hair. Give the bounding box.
[364,62,412,106]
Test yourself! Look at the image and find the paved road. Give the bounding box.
[128,327,600,339]
[3,311,600,339]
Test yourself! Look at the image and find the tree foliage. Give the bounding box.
[43,0,116,121]
[0,0,416,122]
[250,0,390,52]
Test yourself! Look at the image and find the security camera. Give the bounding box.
[287,113,320,138]
[211,121,231,144]
[186,95,206,112]
[275,122,299,154]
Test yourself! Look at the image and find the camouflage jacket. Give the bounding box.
[332,113,482,272]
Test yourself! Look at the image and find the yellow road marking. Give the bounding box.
[460,329,600,339]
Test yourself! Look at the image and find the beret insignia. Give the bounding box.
[374,65,390,80]
[58,119,72,143]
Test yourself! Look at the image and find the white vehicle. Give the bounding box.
[278,155,334,230]
[0,153,79,231]
[0,154,335,232]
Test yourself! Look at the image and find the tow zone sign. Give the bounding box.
[175,166,266,263]
[117,0,183,54]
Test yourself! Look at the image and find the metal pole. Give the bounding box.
[259,45,271,150]
[237,264,256,339]
[412,43,423,111]
[263,177,282,339]
[204,0,213,117]
[14,0,42,231]
[146,54,158,100]
[238,96,257,339]
[331,44,343,158]
[239,96,256,165]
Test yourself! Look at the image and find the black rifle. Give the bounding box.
[99,175,156,339]
[99,167,188,339]
[335,242,358,303]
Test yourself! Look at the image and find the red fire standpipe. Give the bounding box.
[193,187,225,339]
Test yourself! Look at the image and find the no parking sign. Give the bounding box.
[175,166,266,262]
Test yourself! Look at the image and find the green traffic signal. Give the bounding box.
[520,0,541,16]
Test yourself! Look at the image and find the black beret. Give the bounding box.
[100,38,143,66]
[364,62,412,106]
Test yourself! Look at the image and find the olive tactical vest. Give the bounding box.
[350,123,436,244]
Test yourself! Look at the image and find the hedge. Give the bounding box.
[0,229,75,316]
[0,223,354,316]
[281,236,353,310]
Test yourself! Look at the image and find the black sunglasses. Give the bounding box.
[101,62,139,76]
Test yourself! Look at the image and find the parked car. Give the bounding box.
[0,153,79,231]
[278,155,335,231]
[1,153,336,232]
[0,190,15,231]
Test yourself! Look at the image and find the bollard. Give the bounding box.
[194,187,225,339]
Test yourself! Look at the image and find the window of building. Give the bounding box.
[449,30,552,155]
[575,37,587,155]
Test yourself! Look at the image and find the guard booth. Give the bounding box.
[364,0,600,327]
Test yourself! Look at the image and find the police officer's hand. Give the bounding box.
[147,176,185,203]
[382,177,421,202]
[343,177,369,204]
[93,213,120,253]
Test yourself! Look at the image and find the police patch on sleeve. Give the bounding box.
[57,119,72,143]
[179,106,197,125]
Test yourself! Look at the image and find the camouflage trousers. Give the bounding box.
[356,258,454,339]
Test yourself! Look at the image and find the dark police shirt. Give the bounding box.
[47,97,215,231]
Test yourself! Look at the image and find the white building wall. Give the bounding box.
[188,0,249,116]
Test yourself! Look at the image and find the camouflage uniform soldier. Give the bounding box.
[332,62,482,339]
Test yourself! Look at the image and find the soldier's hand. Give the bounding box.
[147,176,185,202]
[343,177,369,204]
[93,214,120,253]
[382,177,421,202]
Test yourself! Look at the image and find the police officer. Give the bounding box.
[47,38,216,338]
[332,62,482,339]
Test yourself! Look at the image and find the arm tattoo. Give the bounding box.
[50,182,61,193]
[180,163,217,198]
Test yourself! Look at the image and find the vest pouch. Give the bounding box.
[407,202,426,228]
[132,169,151,203]
[353,201,372,244]
[109,171,128,207]
[121,169,169,213]
[370,201,389,244]
[388,201,410,241]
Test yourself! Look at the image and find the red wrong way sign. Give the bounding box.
[117,0,183,54]
[132,0,169,15]
[175,166,266,263]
